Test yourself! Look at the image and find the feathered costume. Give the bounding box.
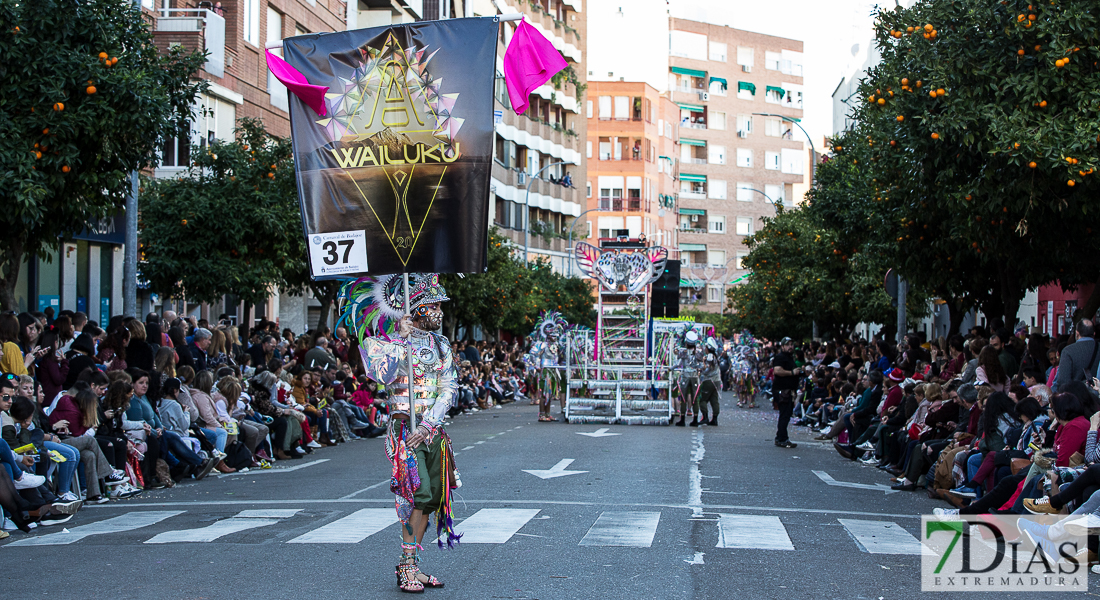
[523,310,568,402]
[343,273,461,548]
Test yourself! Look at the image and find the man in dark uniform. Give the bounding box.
[772,337,803,448]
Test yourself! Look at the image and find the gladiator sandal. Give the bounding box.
[397,547,424,593]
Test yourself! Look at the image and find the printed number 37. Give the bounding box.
[322,240,354,265]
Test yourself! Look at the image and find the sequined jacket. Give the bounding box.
[361,328,455,431]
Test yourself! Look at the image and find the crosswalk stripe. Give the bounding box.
[145,518,281,544]
[579,511,661,547]
[840,519,929,555]
[287,508,398,544]
[455,508,540,543]
[716,514,794,550]
[234,509,303,519]
[4,511,184,547]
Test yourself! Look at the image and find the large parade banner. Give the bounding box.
[278,18,499,278]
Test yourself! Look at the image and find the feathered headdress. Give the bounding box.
[338,275,408,342]
[531,310,568,341]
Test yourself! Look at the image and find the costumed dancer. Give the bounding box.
[674,329,701,426]
[692,337,723,426]
[524,310,568,422]
[343,274,462,593]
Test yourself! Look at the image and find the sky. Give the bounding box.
[667,0,882,145]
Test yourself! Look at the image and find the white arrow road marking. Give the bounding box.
[684,552,705,565]
[576,428,621,438]
[813,470,899,495]
[522,458,588,479]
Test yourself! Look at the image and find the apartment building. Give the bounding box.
[668,18,806,312]
[472,0,586,274]
[584,82,679,259]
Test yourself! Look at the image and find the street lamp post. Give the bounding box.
[524,160,570,269]
[752,112,816,186]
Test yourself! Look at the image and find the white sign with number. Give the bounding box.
[309,230,368,277]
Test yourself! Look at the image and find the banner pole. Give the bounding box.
[405,273,417,433]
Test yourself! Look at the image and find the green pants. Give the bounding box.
[695,380,720,419]
[413,436,446,512]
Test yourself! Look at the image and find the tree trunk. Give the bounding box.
[311,282,340,330]
[242,300,253,343]
[0,239,25,312]
[996,259,1023,329]
[947,298,967,338]
[1073,274,1100,322]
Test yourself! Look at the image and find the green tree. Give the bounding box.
[850,0,1100,325]
[141,119,301,312]
[0,0,207,310]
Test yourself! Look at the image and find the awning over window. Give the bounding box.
[678,208,706,215]
[678,103,705,112]
[679,138,706,147]
[679,244,706,252]
[671,66,706,78]
[709,76,727,89]
[738,81,756,94]
[766,85,786,97]
[679,173,707,182]
[680,278,703,288]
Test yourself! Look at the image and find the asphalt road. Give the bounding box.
[2,393,1092,599]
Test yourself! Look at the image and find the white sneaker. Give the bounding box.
[306,440,322,449]
[60,491,79,502]
[13,473,45,490]
[856,441,875,451]
[1,517,35,531]
[212,450,227,460]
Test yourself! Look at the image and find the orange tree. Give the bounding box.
[140,119,301,314]
[0,0,206,310]
[849,0,1100,325]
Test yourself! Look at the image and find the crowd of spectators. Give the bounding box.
[762,319,1100,564]
[0,310,528,539]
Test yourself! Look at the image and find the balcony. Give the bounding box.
[679,227,707,235]
[154,8,225,78]
[683,158,707,165]
[681,121,707,130]
[599,198,643,212]
[679,191,706,200]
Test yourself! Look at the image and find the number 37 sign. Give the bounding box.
[309,230,369,277]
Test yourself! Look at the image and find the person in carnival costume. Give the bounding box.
[692,337,723,426]
[341,274,461,593]
[674,328,701,426]
[523,310,569,422]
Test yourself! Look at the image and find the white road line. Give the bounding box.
[288,508,399,544]
[339,479,390,500]
[461,446,475,451]
[454,508,540,543]
[688,431,705,516]
[579,511,661,547]
[218,459,329,478]
[145,518,281,544]
[475,441,485,444]
[5,511,184,547]
[840,519,931,555]
[716,514,794,550]
[234,509,303,519]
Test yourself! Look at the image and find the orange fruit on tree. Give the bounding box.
[901,77,909,85]
[936,88,946,96]
[98,52,108,60]
[915,80,922,87]
[42,128,49,135]
[61,165,70,173]
[34,151,41,159]
[1028,161,1037,168]
[1062,56,1069,64]
[1017,14,1025,21]
[924,23,933,32]
[1025,21,1032,28]
[1035,45,1042,51]
[907,26,914,33]
[1068,180,1076,187]
[181,219,188,226]
[1039,100,1047,107]
[930,30,937,39]
[86,85,96,95]
[896,115,904,122]
[1014,142,1021,149]
[929,90,937,98]
[1017,49,1025,55]
[1056,59,1064,67]
[877,98,886,105]
[1028,14,1037,20]
[931,132,940,139]
[53,102,64,111]
[923,33,930,39]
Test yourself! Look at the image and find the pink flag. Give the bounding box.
[265,49,330,117]
[503,20,567,115]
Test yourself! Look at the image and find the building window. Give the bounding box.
[423,0,441,20]
[708,41,727,62]
[765,151,780,171]
[681,180,706,196]
[737,114,753,135]
[266,8,287,111]
[614,96,630,120]
[736,148,752,168]
[736,216,753,235]
[736,182,754,202]
[708,145,726,165]
[586,100,593,118]
[710,112,726,130]
[666,122,673,138]
[708,179,727,200]
[737,83,755,101]
[199,94,236,147]
[598,96,611,119]
[586,182,592,198]
[708,250,726,267]
[765,51,781,71]
[765,87,784,104]
[735,251,748,269]
[708,79,727,96]
[737,47,754,67]
[670,30,708,60]
[161,123,191,168]
[243,0,260,46]
[781,148,804,175]
[765,117,783,137]
[586,141,592,158]
[709,216,726,233]
[707,285,723,303]
[765,184,785,206]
